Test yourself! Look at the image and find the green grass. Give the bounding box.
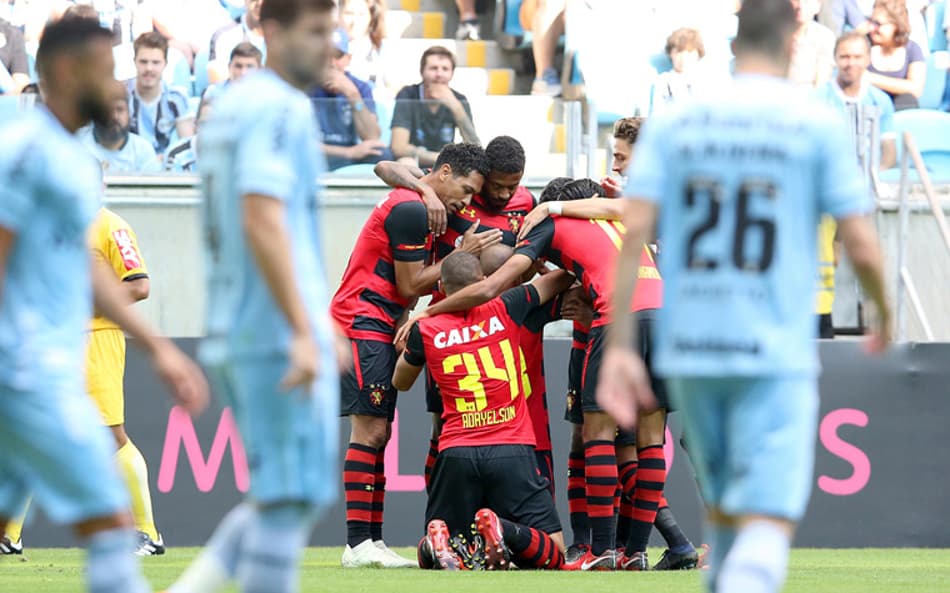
[3,547,949,593]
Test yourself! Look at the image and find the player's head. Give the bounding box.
[481,136,526,213]
[538,177,573,204]
[228,42,263,82]
[612,117,644,176]
[133,32,169,91]
[560,178,606,201]
[36,16,115,128]
[480,244,514,277]
[733,0,798,74]
[440,251,485,295]
[93,79,133,145]
[430,142,490,214]
[834,31,871,88]
[260,0,336,89]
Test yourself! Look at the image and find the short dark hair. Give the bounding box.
[230,41,263,64]
[479,244,514,276]
[834,30,871,55]
[420,45,456,73]
[538,177,573,204]
[441,251,483,294]
[560,178,606,202]
[62,4,100,21]
[260,0,336,27]
[133,31,168,59]
[434,143,490,179]
[485,135,526,175]
[36,17,113,79]
[734,0,798,60]
[612,117,644,146]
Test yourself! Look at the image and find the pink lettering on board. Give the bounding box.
[157,406,250,493]
[385,410,425,492]
[817,408,871,496]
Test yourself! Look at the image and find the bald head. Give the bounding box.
[480,244,514,277]
[441,251,484,295]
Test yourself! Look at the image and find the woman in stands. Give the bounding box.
[340,0,388,89]
[865,0,926,110]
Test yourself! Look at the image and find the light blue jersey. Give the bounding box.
[626,75,871,378]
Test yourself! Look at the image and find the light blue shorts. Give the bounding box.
[0,376,128,524]
[666,376,819,522]
[206,355,340,509]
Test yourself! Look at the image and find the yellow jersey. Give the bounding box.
[88,208,149,331]
[815,215,837,315]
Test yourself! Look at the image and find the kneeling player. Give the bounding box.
[393,252,573,570]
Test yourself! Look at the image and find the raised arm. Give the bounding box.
[374,160,447,236]
[518,197,625,240]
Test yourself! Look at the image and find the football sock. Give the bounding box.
[705,521,737,592]
[237,504,311,593]
[370,448,386,542]
[424,438,439,493]
[4,498,29,542]
[343,443,376,547]
[167,503,254,593]
[566,451,590,545]
[584,440,617,555]
[717,521,790,593]
[85,528,149,593]
[499,518,565,570]
[616,460,638,548]
[626,444,666,553]
[655,506,693,554]
[115,439,159,541]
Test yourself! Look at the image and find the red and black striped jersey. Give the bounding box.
[518,294,564,452]
[405,285,541,451]
[515,217,663,328]
[331,188,432,342]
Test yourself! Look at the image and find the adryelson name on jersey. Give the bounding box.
[461,404,516,429]
[433,315,507,349]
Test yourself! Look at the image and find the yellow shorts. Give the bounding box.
[86,328,126,426]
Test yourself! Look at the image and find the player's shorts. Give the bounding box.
[580,311,670,414]
[534,448,554,498]
[206,355,340,508]
[0,375,128,524]
[563,344,585,425]
[426,444,562,537]
[85,328,126,426]
[340,338,397,420]
[424,368,443,414]
[666,375,819,521]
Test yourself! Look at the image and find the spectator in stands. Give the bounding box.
[340,0,387,87]
[0,16,30,95]
[827,0,870,34]
[651,28,706,113]
[815,31,897,170]
[149,0,233,66]
[208,0,265,84]
[164,95,213,173]
[80,80,160,173]
[866,0,926,109]
[127,32,194,154]
[455,0,481,40]
[202,41,262,101]
[789,0,836,87]
[312,28,390,171]
[390,45,478,167]
[530,0,565,96]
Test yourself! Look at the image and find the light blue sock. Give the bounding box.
[237,504,313,593]
[168,502,254,593]
[85,528,149,593]
[705,521,737,593]
[717,521,790,593]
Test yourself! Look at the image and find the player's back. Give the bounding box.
[0,108,101,390]
[628,74,868,377]
[198,70,334,364]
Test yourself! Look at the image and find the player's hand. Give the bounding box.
[334,333,353,373]
[458,219,503,255]
[595,345,656,431]
[600,176,623,198]
[394,313,428,352]
[426,83,456,105]
[347,139,387,160]
[150,339,210,416]
[864,310,892,355]
[561,287,594,328]
[517,203,550,241]
[420,183,447,236]
[281,332,319,392]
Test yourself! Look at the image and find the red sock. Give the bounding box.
[370,448,386,541]
[584,440,617,555]
[424,438,438,493]
[627,444,666,553]
[617,460,638,548]
[344,443,377,547]
[567,451,590,545]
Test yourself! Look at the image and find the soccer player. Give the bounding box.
[596,1,890,592]
[332,142,499,568]
[393,251,574,571]
[0,16,208,593]
[163,1,345,593]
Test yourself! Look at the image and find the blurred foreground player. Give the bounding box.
[597,1,891,592]
[393,252,573,570]
[0,16,208,593]
[165,1,347,593]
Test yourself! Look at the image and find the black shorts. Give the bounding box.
[534,448,555,498]
[563,344,586,425]
[580,312,671,414]
[340,338,398,420]
[426,445,562,537]
[425,368,443,414]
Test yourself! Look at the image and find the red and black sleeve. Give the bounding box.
[403,322,427,366]
[385,200,430,262]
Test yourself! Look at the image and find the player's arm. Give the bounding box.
[100,219,151,302]
[374,160,446,236]
[527,269,575,305]
[606,199,657,350]
[427,253,535,315]
[518,197,623,240]
[837,215,890,350]
[392,322,426,391]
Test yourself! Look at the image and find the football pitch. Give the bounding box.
[3,547,949,593]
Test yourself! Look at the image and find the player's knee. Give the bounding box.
[73,512,133,539]
[569,424,584,452]
[350,416,390,449]
[581,412,615,442]
[635,409,666,447]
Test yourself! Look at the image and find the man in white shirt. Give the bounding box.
[81,80,160,173]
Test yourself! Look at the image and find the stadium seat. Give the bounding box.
[172,57,194,97]
[193,50,211,99]
[889,109,950,182]
[919,52,949,109]
[925,0,947,52]
[494,0,526,50]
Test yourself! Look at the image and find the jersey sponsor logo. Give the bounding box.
[638,265,661,280]
[460,404,516,428]
[433,315,507,349]
[112,229,142,270]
